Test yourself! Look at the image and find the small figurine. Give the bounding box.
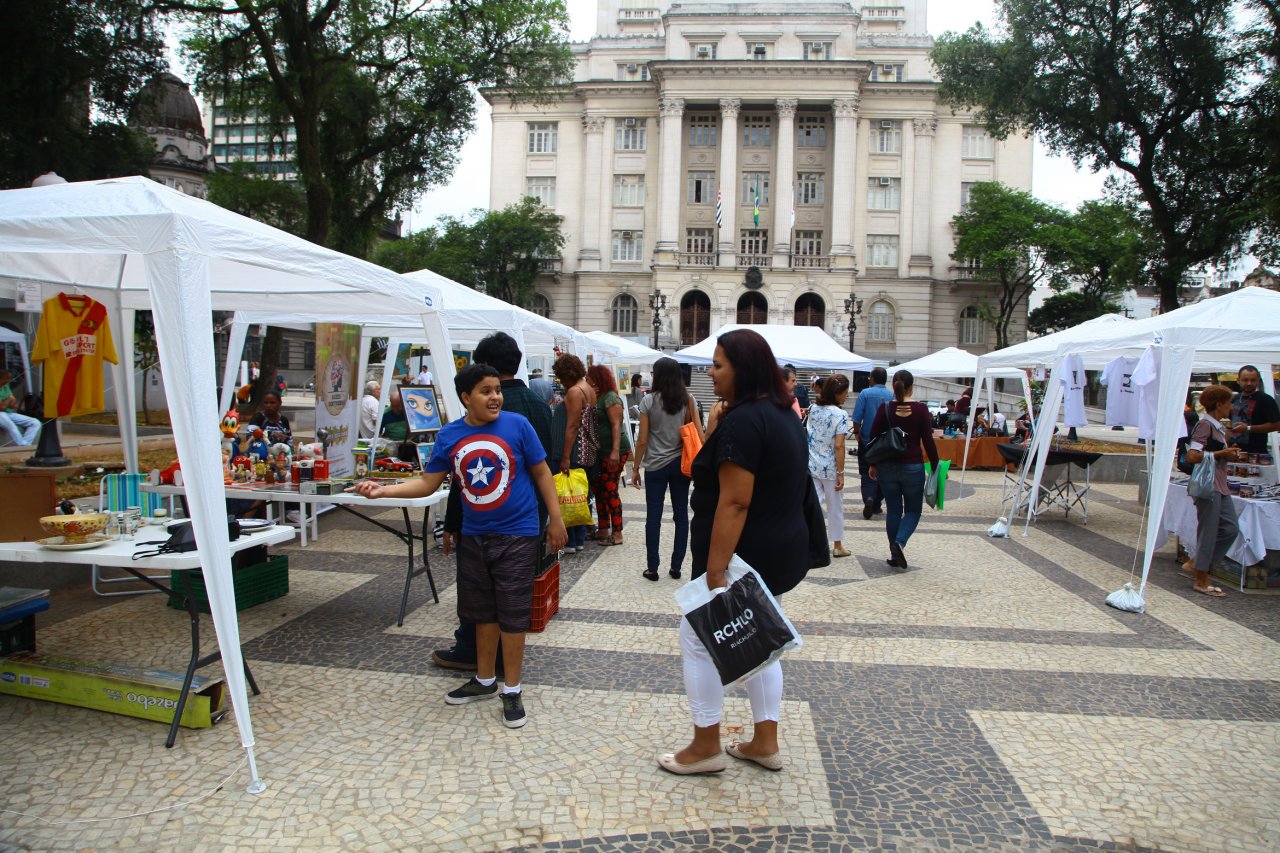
[159,460,182,485]
[271,443,292,482]
[220,408,242,466]
[246,426,270,464]
[231,455,252,483]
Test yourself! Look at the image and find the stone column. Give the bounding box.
[908,117,937,277]
[717,97,741,259]
[771,98,797,260]
[578,114,607,270]
[655,97,685,261]
[829,96,860,267]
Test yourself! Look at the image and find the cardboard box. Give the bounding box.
[0,653,227,729]
[0,472,58,541]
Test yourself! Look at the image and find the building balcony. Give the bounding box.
[792,255,833,270]
[950,265,995,282]
[537,257,562,274]
[676,252,715,267]
[736,254,773,268]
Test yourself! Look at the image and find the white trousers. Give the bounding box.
[679,615,782,728]
[812,476,844,542]
[0,411,40,446]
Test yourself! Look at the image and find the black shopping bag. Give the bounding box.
[684,569,800,686]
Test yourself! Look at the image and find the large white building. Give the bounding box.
[485,0,1033,359]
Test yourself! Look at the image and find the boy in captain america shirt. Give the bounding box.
[353,364,567,729]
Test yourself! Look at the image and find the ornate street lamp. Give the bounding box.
[843,292,864,352]
[649,290,667,351]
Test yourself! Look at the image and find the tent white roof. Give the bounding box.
[976,314,1133,370]
[582,330,665,365]
[895,347,1026,380]
[672,324,873,371]
[0,176,461,794]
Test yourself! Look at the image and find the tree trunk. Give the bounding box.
[250,327,285,410]
[141,367,150,426]
[1152,269,1181,313]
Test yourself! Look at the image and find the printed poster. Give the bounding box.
[315,323,361,478]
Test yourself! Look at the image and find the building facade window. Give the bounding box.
[741,172,770,206]
[302,341,316,371]
[797,115,827,147]
[739,229,769,254]
[527,122,557,154]
[866,300,894,342]
[867,234,899,267]
[611,293,639,334]
[869,62,904,82]
[960,181,976,210]
[529,293,551,318]
[616,63,649,80]
[525,176,556,207]
[612,230,644,261]
[737,291,768,323]
[615,118,647,151]
[688,115,717,146]
[960,305,985,345]
[685,228,714,254]
[873,120,902,154]
[867,177,901,210]
[796,172,825,205]
[962,125,994,159]
[747,42,772,60]
[691,42,717,59]
[802,41,832,60]
[794,230,823,256]
[614,174,645,207]
[742,115,772,147]
[687,171,715,204]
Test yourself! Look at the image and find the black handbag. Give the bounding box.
[803,480,831,569]
[863,402,907,465]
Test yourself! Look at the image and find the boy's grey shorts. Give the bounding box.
[456,533,540,633]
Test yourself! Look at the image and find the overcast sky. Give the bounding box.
[405,0,1110,232]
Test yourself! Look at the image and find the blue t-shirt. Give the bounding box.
[426,412,547,536]
[852,384,895,443]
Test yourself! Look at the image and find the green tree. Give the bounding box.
[0,0,166,188]
[165,0,574,259]
[133,312,162,425]
[1028,291,1116,336]
[207,162,307,237]
[377,198,565,309]
[931,0,1273,312]
[950,182,1069,349]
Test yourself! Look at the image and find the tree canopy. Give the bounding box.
[931,0,1275,312]
[376,198,564,309]
[0,0,166,188]
[165,0,574,259]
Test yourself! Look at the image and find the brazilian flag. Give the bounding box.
[753,187,761,226]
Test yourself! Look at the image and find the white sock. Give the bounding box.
[475,675,496,687]
[501,683,521,695]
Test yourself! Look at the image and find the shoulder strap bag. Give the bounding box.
[862,401,907,465]
[679,394,703,477]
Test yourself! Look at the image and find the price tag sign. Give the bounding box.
[15,280,41,312]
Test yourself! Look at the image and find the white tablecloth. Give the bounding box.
[1161,482,1280,567]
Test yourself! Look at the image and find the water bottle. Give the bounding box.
[105,513,121,540]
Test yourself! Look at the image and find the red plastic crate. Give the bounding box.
[528,562,560,633]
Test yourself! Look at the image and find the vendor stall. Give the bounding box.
[1159,481,1280,590]
[672,323,873,371]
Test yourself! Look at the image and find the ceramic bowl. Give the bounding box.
[39,513,110,543]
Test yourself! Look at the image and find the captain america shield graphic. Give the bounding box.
[453,435,514,511]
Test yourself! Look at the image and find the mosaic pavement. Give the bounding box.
[1,471,1278,852]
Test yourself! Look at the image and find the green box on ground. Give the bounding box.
[168,554,289,613]
[0,653,226,729]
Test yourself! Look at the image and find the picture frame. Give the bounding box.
[399,384,445,433]
[415,441,437,471]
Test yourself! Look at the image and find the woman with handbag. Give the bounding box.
[1182,384,1243,597]
[867,369,939,571]
[659,329,810,775]
[551,354,598,553]
[587,364,632,546]
[806,374,852,558]
[631,357,704,581]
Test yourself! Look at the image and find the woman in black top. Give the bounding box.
[249,391,292,446]
[868,369,939,571]
[659,329,811,776]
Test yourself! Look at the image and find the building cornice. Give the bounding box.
[651,59,871,84]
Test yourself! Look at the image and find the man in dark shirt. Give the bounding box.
[1228,364,1280,455]
[785,364,811,409]
[433,332,555,672]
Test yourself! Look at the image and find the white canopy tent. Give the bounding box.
[893,346,1033,422]
[581,330,665,366]
[672,324,874,371]
[976,287,1280,609]
[0,325,33,394]
[0,176,461,793]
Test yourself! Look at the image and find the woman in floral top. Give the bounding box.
[807,374,852,557]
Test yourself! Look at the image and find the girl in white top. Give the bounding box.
[806,374,852,558]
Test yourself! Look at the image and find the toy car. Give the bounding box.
[373,456,415,473]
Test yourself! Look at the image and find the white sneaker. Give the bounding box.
[285,510,302,525]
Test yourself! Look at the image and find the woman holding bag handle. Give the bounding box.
[1182,384,1243,597]
[659,330,810,776]
[632,357,703,581]
[867,368,939,572]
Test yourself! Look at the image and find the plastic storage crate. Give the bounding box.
[0,598,50,657]
[168,555,289,613]
[528,561,560,633]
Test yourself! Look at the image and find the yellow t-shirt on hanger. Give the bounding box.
[31,293,119,418]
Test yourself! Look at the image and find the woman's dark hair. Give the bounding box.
[454,363,500,398]
[473,332,523,377]
[261,391,282,404]
[552,353,585,386]
[817,374,850,407]
[650,357,687,415]
[1199,384,1233,412]
[717,329,791,410]
[891,368,914,403]
[586,364,618,395]
[631,372,644,390]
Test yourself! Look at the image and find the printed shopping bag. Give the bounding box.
[553,468,592,527]
[675,556,802,686]
[1187,450,1216,500]
[924,459,951,510]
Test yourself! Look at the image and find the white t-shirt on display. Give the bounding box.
[1131,346,1188,441]
[1100,355,1140,427]
[1059,354,1088,428]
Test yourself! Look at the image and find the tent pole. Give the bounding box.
[118,307,138,474]
[219,320,249,418]
[245,745,267,794]
[1022,358,1066,537]
[960,368,981,488]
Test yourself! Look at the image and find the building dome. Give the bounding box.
[132,73,205,137]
